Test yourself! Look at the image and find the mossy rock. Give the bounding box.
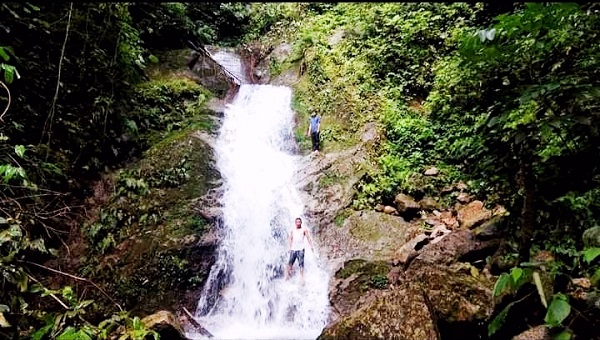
[80,126,220,316]
[406,263,495,322]
[583,226,600,247]
[331,259,392,317]
[319,286,437,340]
[343,211,414,260]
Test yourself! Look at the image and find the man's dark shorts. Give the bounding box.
[288,249,305,268]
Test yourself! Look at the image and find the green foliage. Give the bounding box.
[428,3,600,237]
[368,274,388,289]
[28,289,159,340]
[544,293,571,328]
[583,247,600,264]
[244,3,304,41]
[0,3,221,335]
[187,3,252,45]
[334,209,352,227]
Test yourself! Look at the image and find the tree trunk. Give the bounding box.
[518,146,536,263]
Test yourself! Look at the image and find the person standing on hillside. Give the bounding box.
[286,217,315,282]
[306,111,321,153]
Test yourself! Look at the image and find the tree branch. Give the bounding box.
[0,80,11,122]
[19,260,123,311]
[26,274,69,310]
[41,2,74,146]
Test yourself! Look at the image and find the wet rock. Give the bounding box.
[429,225,452,244]
[583,226,600,247]
[473,216,506,240]
[572,277,592,290]
[412,229,500,266]
[323,259,496,340]
[394,193,420,213]
[142,311,188,340]
[383,205,398,215]
[269,43,292,63]
[405,263,495,322]
[419,196,438,210]
[392,234,429,266]
[456,192,472,203]
[342,211,414,260]
[424,167,439,176]
[457,200,492,229]
[330,259,392,317]
[512,325,551,340]
[318,286,438,340]
[492,204,509,217]
[423,215,440,226]
[441,185,454,194]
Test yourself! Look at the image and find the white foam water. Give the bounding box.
[187,85,330,339]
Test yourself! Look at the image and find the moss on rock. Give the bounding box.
[319,286,438,340]
[331,259,391,317]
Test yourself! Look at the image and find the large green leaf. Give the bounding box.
[488,300,517,336]
[493,272,513,298]
[583,247,600,264]
[544,294,571,327]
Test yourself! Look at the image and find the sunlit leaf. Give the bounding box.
[544,294,571,327]
[493,272,513,298]
[583,247,600,264]
[14,145,25,158]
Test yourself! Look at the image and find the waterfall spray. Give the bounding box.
[188,85,330,339]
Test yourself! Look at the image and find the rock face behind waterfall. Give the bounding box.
[290,103,503,338]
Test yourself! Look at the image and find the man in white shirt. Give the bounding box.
[286,217,315,281]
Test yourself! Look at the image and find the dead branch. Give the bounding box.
[0,80,11,122]
[42,2,74,145]
[19,260,123,311]
[26,273,69,310]
[182,307,214,338]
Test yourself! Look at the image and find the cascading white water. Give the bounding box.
[187,84,330,339]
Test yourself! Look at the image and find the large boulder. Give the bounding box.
[403,263,495,323]
[329,259,392,317]
[394,193,421,214]
[410,229,501,266]
[419,196,439,210]
[342,210,416,262]
[322,227,501,339]
[457,200,492,229]
[142,311,187,340]
[392,234,429,267]
[318,286,438,340]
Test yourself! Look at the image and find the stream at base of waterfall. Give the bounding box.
[186,85,330,339]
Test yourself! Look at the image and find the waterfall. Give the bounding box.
[188,84,330,339]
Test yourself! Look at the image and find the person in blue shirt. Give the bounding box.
[306,111,321,153]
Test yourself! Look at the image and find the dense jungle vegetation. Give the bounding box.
[1,2,599,339]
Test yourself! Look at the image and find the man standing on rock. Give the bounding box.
[286,217,315,282]
[306,111,321,154]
